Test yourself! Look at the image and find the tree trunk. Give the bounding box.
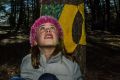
[113,0,118,14]
[14,0,25,33]
[119,0,120,10]
[35,0,40,20]
[9,0,16,30]
[89,0,95,31]
[105,0,110,31]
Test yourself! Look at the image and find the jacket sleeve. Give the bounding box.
[73,62,83,80]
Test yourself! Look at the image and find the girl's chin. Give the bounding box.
[38,45,57,47]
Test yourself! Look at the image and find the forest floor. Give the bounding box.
[0,26,120,80]
[86,30,120,80]
[0,26,30,80]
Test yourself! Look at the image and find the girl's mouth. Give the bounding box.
[44,34,53,39]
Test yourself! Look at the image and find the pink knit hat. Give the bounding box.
[29,16,63,47]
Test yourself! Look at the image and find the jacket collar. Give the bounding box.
[40,52,62,67]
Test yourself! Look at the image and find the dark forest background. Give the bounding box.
[0,0,120,80]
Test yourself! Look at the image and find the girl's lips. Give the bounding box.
[44,34,53,39]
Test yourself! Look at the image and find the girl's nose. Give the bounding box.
[46,28,51,33]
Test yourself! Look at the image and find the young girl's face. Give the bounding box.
[36,22,59,47]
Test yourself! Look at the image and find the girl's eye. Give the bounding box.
[39,27,45,31]
[50,26,56,31]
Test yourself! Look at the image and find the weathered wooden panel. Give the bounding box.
[40,2,86,76]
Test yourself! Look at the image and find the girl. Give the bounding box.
[20,16,83,80]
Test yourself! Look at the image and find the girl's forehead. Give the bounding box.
[40,22,55,27]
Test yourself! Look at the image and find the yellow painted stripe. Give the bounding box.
[59,4,86,53]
